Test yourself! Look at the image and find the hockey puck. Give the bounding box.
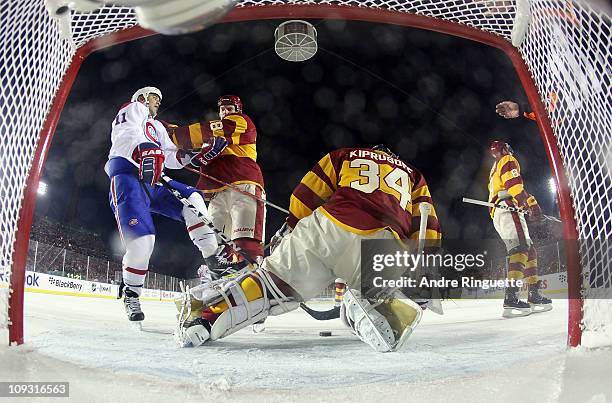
[319,331,332,337]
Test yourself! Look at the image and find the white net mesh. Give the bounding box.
[0,0,609,344]
[518,1,611,345]
[0,2,137,334]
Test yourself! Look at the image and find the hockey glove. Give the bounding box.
[495,101,520,119]
[191,136,228,167]
[517,193,543,223]
[526,202,543,223]
[134,142,165,185]
[269,222,292,254]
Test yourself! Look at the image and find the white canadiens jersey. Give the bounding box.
[107,101,183,169]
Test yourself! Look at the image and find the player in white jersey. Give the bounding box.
[105,86,238,322]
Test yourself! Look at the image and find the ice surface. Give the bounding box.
[1,293,611,402]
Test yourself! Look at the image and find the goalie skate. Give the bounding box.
[252,318,266,333]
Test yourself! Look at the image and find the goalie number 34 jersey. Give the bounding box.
[288,148,442,243]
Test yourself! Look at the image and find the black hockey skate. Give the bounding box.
[528,280,553,313]
[502,287,532,318]
[124,288,145,322]
[204,246,249,280]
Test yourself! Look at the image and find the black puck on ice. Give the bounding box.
[319,331,332,337]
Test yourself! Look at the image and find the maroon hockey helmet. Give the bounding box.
[490,140,513,159]
[218,95,242,113]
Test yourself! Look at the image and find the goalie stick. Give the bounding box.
[301,203,439,320]
[373,202,434,300]
[299,303,339,320]
[160,175,257,266]
[298,279,347,320]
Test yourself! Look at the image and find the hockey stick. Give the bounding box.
[462,197,561,222]
[304,204,436,320]
[159,175,257,266]
[299,303,339,320]
[462,197,527,214]
[299,279,346,320]
[182,165,290,214]
[416,203,443,315]
[417,203,432,255]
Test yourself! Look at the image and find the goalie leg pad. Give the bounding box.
[191,268,297,341]
[174,294,204,323]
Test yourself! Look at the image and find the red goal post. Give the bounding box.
[1,1,609,347]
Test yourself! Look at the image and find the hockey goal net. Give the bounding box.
[0,1,609,347]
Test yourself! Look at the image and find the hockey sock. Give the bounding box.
[122,235,155,296]
[234,237,264,260]
[507,250,527,281]
[182,193,218,257]
[523,245,538,285]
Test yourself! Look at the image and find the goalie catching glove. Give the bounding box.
[190,136,228,167]
[133,142,165,185]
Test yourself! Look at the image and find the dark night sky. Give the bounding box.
[36,19,558,279]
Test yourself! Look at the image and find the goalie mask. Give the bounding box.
[489,140,514,160]
[372,144,399,159]
[131,86,163,117]
[218,95,242,118]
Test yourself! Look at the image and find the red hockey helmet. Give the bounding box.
[217,95,242,113]
[490,140,513,159]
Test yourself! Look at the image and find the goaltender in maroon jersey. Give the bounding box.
[287,147,442,244]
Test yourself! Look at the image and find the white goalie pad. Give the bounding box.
[341,289,423,352]
[210,297,268,340]
[189,268,297,342]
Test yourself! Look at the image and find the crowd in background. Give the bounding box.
[30,216,111,260]
[26,215,567,295]
[26,216,187,290]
